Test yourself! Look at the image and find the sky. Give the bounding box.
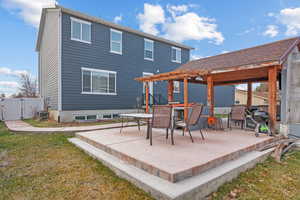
[1,0,300,96]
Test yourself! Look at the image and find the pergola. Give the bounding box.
[135,37,300,130]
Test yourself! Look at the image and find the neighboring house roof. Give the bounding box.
[235,89,268,100]
[36,5,193,52]
[176,37,300,72]
[235,89,280,101]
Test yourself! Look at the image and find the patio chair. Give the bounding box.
[228,105,247,129]
[149,105,173,145]
[173,104,205,143]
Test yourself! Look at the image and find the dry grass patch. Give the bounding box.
[210,148,300,200]
[0,123,152,200]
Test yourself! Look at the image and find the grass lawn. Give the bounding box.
[1,122,300,200]
[23,118,126,128]
[0,122,152,200]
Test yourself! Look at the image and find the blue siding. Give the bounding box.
[61,13,234,110]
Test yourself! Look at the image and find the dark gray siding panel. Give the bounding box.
[61,13,233,110]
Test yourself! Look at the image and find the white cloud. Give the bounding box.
[190,54,203,60]
[113,14,122,24]
[137,3,165,35]
[221,50,229,54]
[0,81,19,88]
[163,12,224,44]
[0,67,28,77]
[267,12,275,17]
[279,7,300,36]
[1,0,56,28]
[263,25,279,37]
[137,3,224,44]
[167,4,189,18]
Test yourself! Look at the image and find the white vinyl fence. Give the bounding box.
[0,98,44,121]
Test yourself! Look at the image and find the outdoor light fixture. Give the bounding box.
[195,77,203,81]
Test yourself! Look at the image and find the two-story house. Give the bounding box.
[36,6,234,122]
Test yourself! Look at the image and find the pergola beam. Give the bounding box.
[268,66,278,132]
[247,82,252,107]
[184,78,189,122]
[168,80,174,102]
[207,76,214,116]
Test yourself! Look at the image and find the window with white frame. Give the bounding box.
[144,39,154,60]
[110,29,122,54]
[171,47,181,63]
[82,68,117,95]
[173,81,180,93]
[71,17,91,43]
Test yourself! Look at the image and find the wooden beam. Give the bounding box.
[247,82,252,107]
[168,80,174,102]
[184,78,189,122]
[145,82,149,113]
[214,77,268,86]
[207,76,214,116]
[268,66,278,132]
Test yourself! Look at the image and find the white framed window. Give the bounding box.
[71,17,91,43]
[110,29,122,54]
[82,67,117,95]
[144,39,154,61]
[174,81,180,93]
[171,47,181,63]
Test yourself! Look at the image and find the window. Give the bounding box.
[82,67,117,95]
[174,81,180,93]
[74,115,86,121]
[71,17,91,43]
[110,29,122,54]
[144,39,154,60]
[171,47,181,63]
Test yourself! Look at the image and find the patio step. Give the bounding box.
[69,137,275,200]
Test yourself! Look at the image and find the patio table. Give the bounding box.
[119,113,152,139]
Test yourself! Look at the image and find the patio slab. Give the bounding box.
[76,127,279,182]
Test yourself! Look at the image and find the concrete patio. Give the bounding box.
[75,126,279,183]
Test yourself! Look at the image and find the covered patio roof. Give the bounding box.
[135,37,300,131]
[135,37,300,85]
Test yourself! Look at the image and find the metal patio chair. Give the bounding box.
[228,105,247,129]
[149,105,173,145]
[174,104,205,143]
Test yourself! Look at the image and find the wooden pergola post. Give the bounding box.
[268,66,278,131]
[184,78,189,122]
[168,80,174,103]
[247,82,252,107]
[145,82,149,113]
[207,76,214,116]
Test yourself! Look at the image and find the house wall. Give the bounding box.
[280,47,300,137]
[39,9,60,110]
[60,12,235,113]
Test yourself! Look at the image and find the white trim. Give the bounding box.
[144,38,154,61]
[71,17,91,44]
[110,29,122,55]
[171,46,182,63]
[81,67,117,74]
[58,10,62,111]
[173,81,180,93]
[81,67,117,95]
[70,17,91,25]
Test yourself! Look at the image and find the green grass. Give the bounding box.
[24,118,125,128]
[1,122,300,200]
[0,123,152,200]
[210,149,300,200]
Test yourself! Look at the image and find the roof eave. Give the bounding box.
[56,5,194,50]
